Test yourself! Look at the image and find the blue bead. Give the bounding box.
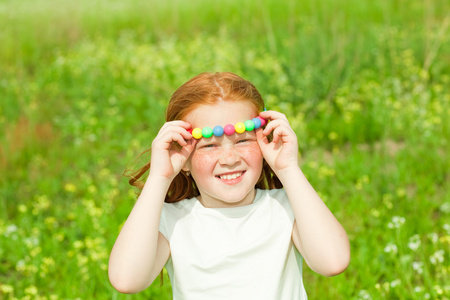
[252,118,261,129]
[213,125,224,137]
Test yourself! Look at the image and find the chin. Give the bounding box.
[206,187,256,207]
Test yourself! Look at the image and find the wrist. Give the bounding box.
[275,165,304,184]
[145,173,174,190]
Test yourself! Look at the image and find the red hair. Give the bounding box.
[126,72,282,202]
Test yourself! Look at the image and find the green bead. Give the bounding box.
[202,127,213,138]
[244,120,255,131]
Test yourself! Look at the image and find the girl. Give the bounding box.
[108,72,350,299]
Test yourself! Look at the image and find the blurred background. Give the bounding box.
[0,0,449,299]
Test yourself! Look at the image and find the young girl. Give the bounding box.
[108,72,350,299]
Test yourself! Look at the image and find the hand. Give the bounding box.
[256,111,299,177]
[149,121,197,181]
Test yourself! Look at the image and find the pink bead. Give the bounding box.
[257,116,267,127]
[224,124,235,135]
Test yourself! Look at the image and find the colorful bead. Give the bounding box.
[244,120,255,131]
[224,124,235,136]
[202,127,213,138]
[252,117,261,129]
[189,115,268,139]
[257,116,267,127]
[235,122,246,134]
[192,128,203,139]
[213,125,224,137]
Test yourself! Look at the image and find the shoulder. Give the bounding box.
[159,197,197,240]
[162,197,197,217]
[258,188,294,222]
[259,188,289,204]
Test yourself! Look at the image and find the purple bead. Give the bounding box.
[213,125,224,137]
[224,124,235,136]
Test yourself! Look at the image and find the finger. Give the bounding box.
[154,131,189,151]
[271,126,288,144]
[173,134,188,147]
[255,128,269,146]
[179,138,197,159]
[179,128,194,141]
[259,110,288,122]
[157,123,193,144]
[272,128,280,144]
[163,120,192,129]
[262,119,288,136]
[160,121,192,134]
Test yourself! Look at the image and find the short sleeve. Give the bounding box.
[158,199,195,241]
[267,188,295,223]
[158,203,169,240]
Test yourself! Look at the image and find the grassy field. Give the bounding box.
[1,0,449,299]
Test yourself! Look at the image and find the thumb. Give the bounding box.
[180,138,197,159]
[256,128,269,147]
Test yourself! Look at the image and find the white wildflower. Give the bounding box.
[384,243,398,254]
[357,290,372,300]
[388,216,405,229]
[428,233,439,243]
[440,202,450,213]
[4,225,18,237]
[443,223,450,234]
[412,261,424,274]
[390,279,401,288]
[408,234,421,251]
[429,250,444,265]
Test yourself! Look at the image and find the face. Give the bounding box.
[183,101,263,208]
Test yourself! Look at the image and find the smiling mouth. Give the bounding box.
[216,172,244,180]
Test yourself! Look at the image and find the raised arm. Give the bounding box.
[108,121,196,293]
[256,111,350,277]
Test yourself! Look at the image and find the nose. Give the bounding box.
[218,147,241,166]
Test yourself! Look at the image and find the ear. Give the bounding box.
[181,166,191,177]
[181,160,191,173]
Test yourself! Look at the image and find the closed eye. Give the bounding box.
[201,144,218,149]
[237,139,251,144]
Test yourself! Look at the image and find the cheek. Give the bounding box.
[191,151,217,172]
[237,143,263,166]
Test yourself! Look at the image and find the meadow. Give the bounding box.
[0,0,449,299]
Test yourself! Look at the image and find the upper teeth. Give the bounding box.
[219,172,242,180]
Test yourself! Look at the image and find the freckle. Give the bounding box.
[193,152,212,169]
[238,144,262,158]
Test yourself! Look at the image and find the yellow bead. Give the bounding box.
[192,128,203,139]
[235,122,246,134]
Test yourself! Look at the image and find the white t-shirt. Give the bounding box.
[159,188,307,300]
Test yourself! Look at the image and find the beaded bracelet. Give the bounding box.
[188,116,267,139]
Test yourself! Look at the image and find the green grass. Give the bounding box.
[1,0,449,299]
